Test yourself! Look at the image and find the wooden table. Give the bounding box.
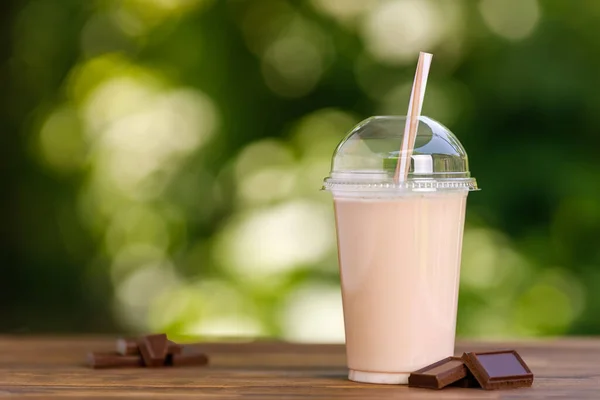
[0,337,598,399]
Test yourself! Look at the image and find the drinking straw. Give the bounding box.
[394,52,433,183]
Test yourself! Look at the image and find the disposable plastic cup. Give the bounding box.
[323,116,478,385]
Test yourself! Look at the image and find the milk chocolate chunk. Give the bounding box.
[87,352,143,369]
[167,340,183,355]
[117,337,182,356]
[116,338,139,356]
[408,357,467,389]
[169,348,209,367]
[462,350,533,390]
[139,334,169,367]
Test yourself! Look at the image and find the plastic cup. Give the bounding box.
[323,116,478,385]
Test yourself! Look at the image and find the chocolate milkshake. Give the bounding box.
[323,116,478,384]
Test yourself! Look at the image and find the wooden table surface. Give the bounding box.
[0,337,598,399]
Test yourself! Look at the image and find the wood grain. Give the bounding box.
[0,337,598,399]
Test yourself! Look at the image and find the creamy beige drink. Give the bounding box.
[323,115,478,385]
[333,192,467,384]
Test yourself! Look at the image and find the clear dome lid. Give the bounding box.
[323,116,478,192]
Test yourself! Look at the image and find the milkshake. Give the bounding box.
[335,192,467,384]
[323,116,478,384]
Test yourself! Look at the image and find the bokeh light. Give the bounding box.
[260,17,333,98]
[280,282,345,343]
[479,0,541,41]
[214,200,335,282]
[262,35,324,98]
[234,139,296,206]
[310,0,378,25]
[36,106,86,174]
[112,0,214,35]
[148,279,266,337]
[362,0,462,65]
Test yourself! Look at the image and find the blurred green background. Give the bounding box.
[2,0,599,340]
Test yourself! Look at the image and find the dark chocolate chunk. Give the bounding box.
[450,370,480,388]
[408,357,467,389]
[462,350,534,390]
[170,348,209,367]
[139,334,169,367]
[87,352,143,369]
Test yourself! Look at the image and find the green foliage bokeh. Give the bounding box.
[1,0,599,339]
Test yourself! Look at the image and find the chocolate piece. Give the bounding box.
[117,337,182,356]
[408,357,467,389]
[167,340,183,355]
[116,338,139,356]
[462,350,533,390]
[450,370,480,388]
[87,352,143,369]
[169,349,209,367]
[139,334,169,367]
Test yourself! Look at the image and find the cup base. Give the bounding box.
[348,369,409,385]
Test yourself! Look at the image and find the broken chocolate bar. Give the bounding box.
[117,337,183,356]
[462,350,533,390]
[88,334,203,369]
[139,333,169,367]
[87,352,143,369]
[408,356,467,389]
